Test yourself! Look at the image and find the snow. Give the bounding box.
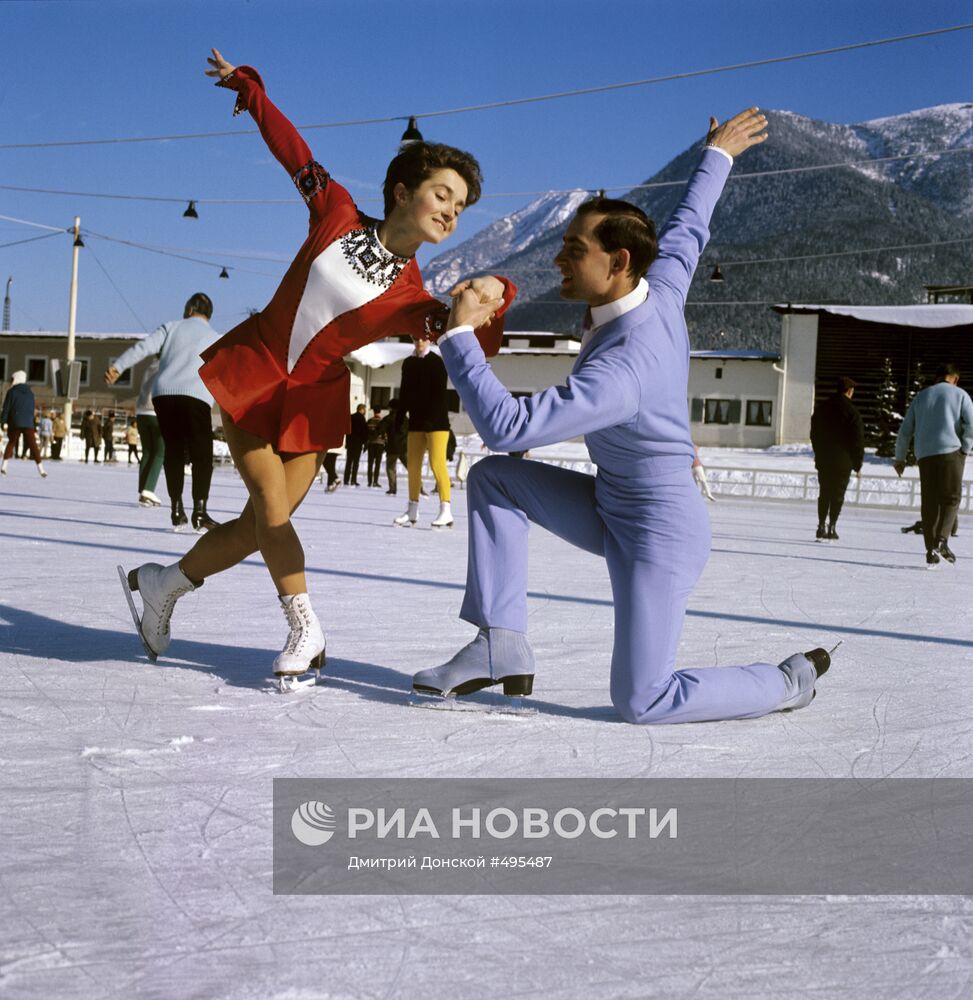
[774,303,973,328]
[1,456,971,999]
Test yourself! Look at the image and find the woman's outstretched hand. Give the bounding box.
[205,48,236,80]
[706,107,768,158]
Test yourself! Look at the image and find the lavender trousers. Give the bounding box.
[460,455,790,724]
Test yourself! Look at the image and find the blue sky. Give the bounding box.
[1,0,970,334]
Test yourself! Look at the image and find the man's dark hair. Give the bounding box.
[382,142,482,217]
[935,362,960,381]
[836,376,857,393]
[575,198,659,279]
[184,292,213,320]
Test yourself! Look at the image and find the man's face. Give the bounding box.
[554,212,618,305]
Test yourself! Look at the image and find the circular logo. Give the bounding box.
[291,801,337,846]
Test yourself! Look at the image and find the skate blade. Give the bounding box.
[407,691,536,717]
[116,565,157,662]
[273,672,319,694]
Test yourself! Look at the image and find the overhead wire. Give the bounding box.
[0,23,970,149]
[1,146,970,207]
[84,244,150,332]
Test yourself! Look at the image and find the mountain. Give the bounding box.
[424,104,973,350]
[423,189,591,296]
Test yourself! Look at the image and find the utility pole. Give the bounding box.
[2,276,11,331]
[64,216,81,454]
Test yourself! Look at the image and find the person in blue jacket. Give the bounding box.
[412,108,835,724]
[106,293,223,530]
[1,370,47,478]
[894,362,972,566]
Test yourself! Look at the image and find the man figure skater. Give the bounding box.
[412,108,833,724]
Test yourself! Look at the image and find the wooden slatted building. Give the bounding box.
[774,304,973,445]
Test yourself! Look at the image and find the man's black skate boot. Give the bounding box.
[803,647,832,677]
[901,520,923,534]
[937,539,956,564]
[826,524,839,541]
[171,498,188,529]
[815,523,827,541]
[926,548,941,568]
[191,501,219,532]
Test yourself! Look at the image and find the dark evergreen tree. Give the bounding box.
[902,361,925,465]
[872,356,901,457]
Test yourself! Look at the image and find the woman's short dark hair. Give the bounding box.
[184,292,213,320]
[383,142,482,217]
[576,197,659,279]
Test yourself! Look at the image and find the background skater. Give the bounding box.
[810,375,864,541]
[393,336,455,528]
[894,363,972,567]
[412,109,836,724]
[106,293,222,529]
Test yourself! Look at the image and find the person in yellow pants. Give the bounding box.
[394,336,454,528]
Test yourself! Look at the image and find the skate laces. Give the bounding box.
[282,599,315,654]
[156,581,192,636]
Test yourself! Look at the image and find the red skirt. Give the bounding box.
[200,316,352,454]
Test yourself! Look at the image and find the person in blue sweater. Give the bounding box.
[105,293,223,530]
[411,108,835,724]
[894,363,973,566]
[1,370,46,478]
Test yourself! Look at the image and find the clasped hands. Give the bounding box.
[447,276,505,331]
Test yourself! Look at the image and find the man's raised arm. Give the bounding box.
[649,108,768,303]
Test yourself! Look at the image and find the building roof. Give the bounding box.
[771,304,973,329]
[0,330,147,341]
[690,350,780,360]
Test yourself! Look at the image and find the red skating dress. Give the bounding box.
[199,66,516,454]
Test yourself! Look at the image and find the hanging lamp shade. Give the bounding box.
[219,267,229,279]
[400,116,424,146]
[709,264,724,282]
[73,233,85,248]
[183,200,199,219]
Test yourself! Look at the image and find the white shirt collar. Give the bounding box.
[582,278,648,348]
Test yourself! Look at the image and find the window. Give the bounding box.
[746,400,773,426]
[715,367,723,380]
[0,356,7,382]
[703,398,741,425]
[76,357,91,387]
[108,357,131,387]
[25,356,47,384]
[369,386,392,410]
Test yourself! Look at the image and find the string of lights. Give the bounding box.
[0,23,969,150]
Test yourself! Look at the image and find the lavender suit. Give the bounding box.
[439,148,794,724]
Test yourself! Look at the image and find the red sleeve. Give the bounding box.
[217,66,347,222]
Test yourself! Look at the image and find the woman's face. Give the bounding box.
[394,168,469,245]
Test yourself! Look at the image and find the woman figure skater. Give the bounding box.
[120,49,516,691]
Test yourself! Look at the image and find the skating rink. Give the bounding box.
[1,459,970,999]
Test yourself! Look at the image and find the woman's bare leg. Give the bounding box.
[180,412,322,593]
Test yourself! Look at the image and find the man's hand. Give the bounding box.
[205,48,236,80]
[104,366,120,386]
[449,276,505,303]
[894,461,906,478]
[448,288,504,331]
[707,108,768,158]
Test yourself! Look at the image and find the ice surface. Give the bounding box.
[0,459,971,999]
